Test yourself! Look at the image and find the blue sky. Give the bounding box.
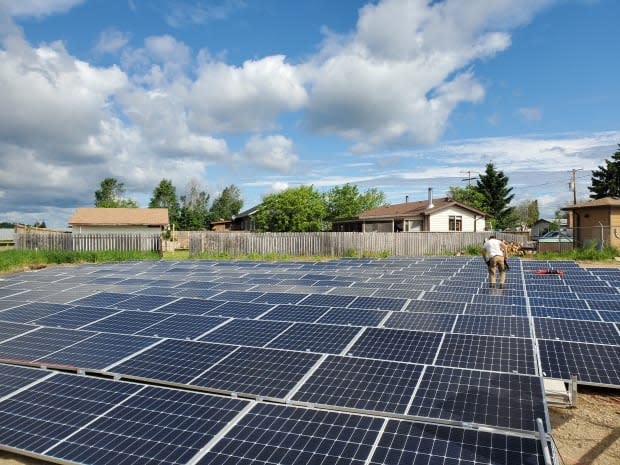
[0,0,618,228]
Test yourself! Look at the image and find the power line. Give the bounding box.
[460,170,477,186]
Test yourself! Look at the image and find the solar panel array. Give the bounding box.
[1,256,616,464]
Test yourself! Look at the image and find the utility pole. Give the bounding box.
[461,170,476,186]
[570,168,583,205]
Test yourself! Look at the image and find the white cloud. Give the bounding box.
[188,55,307,133]
[0,0,84,17]
[519,106,543,121]
[303,0,552,151]
[239,135,298,173]
[270,181,289,193]
[94,29,131,54]
[164,0,246,28]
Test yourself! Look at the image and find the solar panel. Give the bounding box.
[192,346,321,399]
[266,322,361,354]
[253,292,307,305]
[385,312,456,332]
[69,292,133,308]
[0,363,51,398]
[538,339,620,386]
[405,300,466,314]
[453,315,531,338]
[0,302,72,323]
[369,419,545,465]
[196,403,385,465]
[408,365,546,432]
[156,297,224,315]
[299,294,356,308]
[135,314,226,339]
[534,318,620,345]
[32,305,119,329]
[80,310,173,335]
[111,340,237,384]
[530,307,603,321]
[203,301,274,319]
[348,328,443,364]
[212,290,264,302]
[108,294,177,311]
[349,296,407,311]
[598,310,620,323]
[465,302,527,316]
[0,327,93,363]
[316,307,388,327]
[435,334,537,375]
[199,319,291,347]
[292,355,424,414]
[260,304,329,323]
[0,321,38,343]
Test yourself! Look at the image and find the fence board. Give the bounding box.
[188,232,525,257]
[15,233,161,253]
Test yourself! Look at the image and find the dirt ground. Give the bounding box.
[0,386,617,465]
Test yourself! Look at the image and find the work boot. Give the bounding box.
[499,283,505,289]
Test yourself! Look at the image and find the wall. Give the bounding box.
[574,207,619,248]
[71,226,161,234]
[427,206,484,232]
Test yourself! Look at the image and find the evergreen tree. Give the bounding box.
[94,178,138,208]
[475,162,515,229]
[589,145,620,199]
[209,185,243,222]
[149,179,180,227]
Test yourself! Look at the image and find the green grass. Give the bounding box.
[534,244,620,262]
[0,249,160,274]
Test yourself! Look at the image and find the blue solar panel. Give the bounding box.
[316,307,388,327]
[598,310,620,323]
[408,366,546,432]
[385,312,456,332]
[80,311,173,335]
[299,294,356,308]
[0,302,71,323]
[212,290,264,302]
[465,302,527,316]
[109,294,177,311]
[70,292,133,308]
[260,304,329,323]
[193,347,321,399]
[253,292,307,305]
[32,306,118,329]
[435,334,537,375]
[405,300,466,314]
[204,301,274,319]
[0,327,92,363]
[196,403,385,465]
[348,328,443,364]
[538,339,620,386]
[156,297,224,315]
[266,322,360,354]
[534,318,620,345]
[0,363,51,398]
[369,419,545,465]
[112,340,236,384]
[453,315,531,338]
[292,355,424,414]
[0,321,38,343]
[349,296,407,311]
[135,314,226,339]
[530,307,603,321]
[199,319,291,347]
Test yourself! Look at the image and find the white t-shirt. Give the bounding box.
[483,238,504,258]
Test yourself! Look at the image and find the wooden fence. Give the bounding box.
[188,231,526,257]
[15,233,162,253]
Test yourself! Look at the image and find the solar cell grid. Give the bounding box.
[465,303,527,316]
[266,322,360,354]
[369,419,545,465]
[204,301,274,319]
[32,306,121,329]
[0,364,50,398]
[108,294,177,311]
[80,310,173,335]
[349,296,407,311]
[435,334,537,375]
[112,340,236,384]
[0,327,93,363]
[408,366,546,432]
[135,314,226,340]
[598,311,620,323]
[538,339,620,386]
[453,315,531,338]
[0,302,72,323]
[212,290,264,302]
[70,292,133,308]
[299,294,356,308]
[530,307,603,321]
[348,328,443,364]
[199,319,291,347]
[534,318,620,345]
[193,346,321,399]
[252,292,307,305]
[316,307,387,327]
[405,299,466,314]
[385,312,456,332]
[197,403,385,465]
[292,355,424,414]
[260,304,327,323]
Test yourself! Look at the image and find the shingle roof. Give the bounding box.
[562,197,620,210]
[358,197,487,219]
[68,208,169,226]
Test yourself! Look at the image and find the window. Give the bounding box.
[449,215,462,231]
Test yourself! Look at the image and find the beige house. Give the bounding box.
[562,197,620,249]
[333,194,488,233]
[68,208,169,234]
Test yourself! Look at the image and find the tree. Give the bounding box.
[94,178,138,208]
[589,144,620,199]
[178,179,210,230]
[324,184,386,223]
[209,185,243,222]
[255,185,326,232]
[513,200,539,228]
[149,179,180,227]
[476,163,515,229]
[447,185,486,211]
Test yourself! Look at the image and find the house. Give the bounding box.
[530,219,552,240]
[562,197,620,249]
[68,208,169,234]
[333,190,487,232]
[209,219,233,232]
[230,205,260,231]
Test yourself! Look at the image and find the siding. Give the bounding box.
[428,206,483,232]
[71,226,162,234]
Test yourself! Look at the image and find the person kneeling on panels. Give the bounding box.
[482,235,508,289]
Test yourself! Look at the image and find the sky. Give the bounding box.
[0,0,618,228]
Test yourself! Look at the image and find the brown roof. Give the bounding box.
[358,197,487,219]
[68,208,169,226]
[562,197,620,210]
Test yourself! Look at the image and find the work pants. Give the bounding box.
[487,255,506,285]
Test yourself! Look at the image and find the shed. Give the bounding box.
[68,208,169,234]
[562,197,620,249]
